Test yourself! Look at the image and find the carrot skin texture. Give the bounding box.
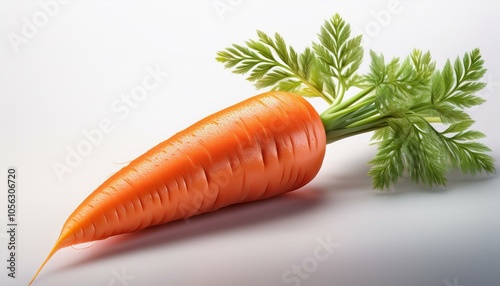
[31,91,326,284]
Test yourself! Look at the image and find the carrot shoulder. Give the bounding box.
[30,91,326,284]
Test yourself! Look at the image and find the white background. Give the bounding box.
[1,1,500,285]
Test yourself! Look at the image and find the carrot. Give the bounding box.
[31,13,494,285]
[29,91,326,285]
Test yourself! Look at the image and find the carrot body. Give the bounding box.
[31,91,326,284]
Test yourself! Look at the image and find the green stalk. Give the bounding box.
[326,118,388,143]
[323,86,375,115]
[345,113,385,128]
[340,105,379,127]
[320,91,376,131]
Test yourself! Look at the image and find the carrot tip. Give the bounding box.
[29,242,60,286]
[29,234,69,286]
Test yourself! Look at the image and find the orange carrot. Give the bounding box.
[31,13,496,285]
[29,91,326,284]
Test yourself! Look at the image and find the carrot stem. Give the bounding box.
[326,118,388,143]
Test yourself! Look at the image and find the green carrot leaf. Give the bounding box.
[217,13,495,190]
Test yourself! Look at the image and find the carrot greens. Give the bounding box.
[216,14,495,189]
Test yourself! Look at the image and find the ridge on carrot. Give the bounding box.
[30,14,494,285]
